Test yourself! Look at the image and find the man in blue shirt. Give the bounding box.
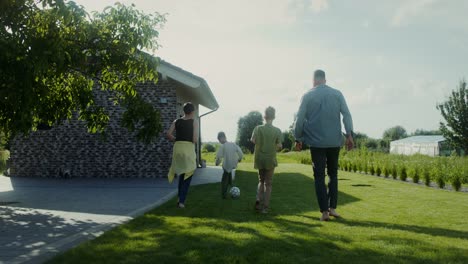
[294,69,354,221]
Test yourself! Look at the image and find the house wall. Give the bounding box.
[9,80,178,178]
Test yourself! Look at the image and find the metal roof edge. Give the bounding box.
[158,60,219,110]
[390,135,446,144]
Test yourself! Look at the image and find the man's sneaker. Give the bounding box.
[255,201,262,211]
[329,209,341,218]
[261,208,269,214]
[320,211,330,221]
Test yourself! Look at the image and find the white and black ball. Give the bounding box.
[230,186,240,199]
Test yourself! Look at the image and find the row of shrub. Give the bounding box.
[338,149,468,191]
[201,148,466,191]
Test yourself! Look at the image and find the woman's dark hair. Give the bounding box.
[183,102,195,114]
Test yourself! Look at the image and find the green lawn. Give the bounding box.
[49,163,468,264]
[201,151,308,165]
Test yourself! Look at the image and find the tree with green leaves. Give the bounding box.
[379,139,389,152]
[0,0,166,143]
[0,131,7,150]
[411,129,441,136]
[437,80,468,153]
[383,126,407,141]
[365,138,379,149]
[282,131,294,150]
[236,111,263,153]
[353,132,369,149]
[351,132,386,152]
[202,143,216,153]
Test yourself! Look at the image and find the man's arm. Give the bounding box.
[340,92,354,150]
[293,95,308,151]
[293,95,308,142]
[340,92,353,135]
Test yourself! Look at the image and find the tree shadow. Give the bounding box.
[46,170,468,264]
[334,218,468,240]
[157,170,360,221]
[48,211,467,264]
[296,214,468,241]
[1,176,175,215]
[0,206,99,263]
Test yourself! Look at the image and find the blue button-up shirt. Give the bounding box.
[294,84,353,148]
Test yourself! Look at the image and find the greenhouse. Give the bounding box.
[390,136,450,157]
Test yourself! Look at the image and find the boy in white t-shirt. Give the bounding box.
[216,132,243,199]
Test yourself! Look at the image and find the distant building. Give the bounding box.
[390,136,450,156]
[9,60,219,178]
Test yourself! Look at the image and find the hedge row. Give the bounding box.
[338,149,468,191]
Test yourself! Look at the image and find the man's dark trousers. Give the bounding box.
[310,147,340,212]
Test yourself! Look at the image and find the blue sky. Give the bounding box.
[75,0,468,141]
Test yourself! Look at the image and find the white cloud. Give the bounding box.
[361,19,371,29]
[348,84,390,106]
[75,0,333,34]
[408,79,451,99]
[309,0,329,13]
[71,0,466,140]
[348,79,450,108]
[75,0,300,28]
[391,0,438,27]
[288,0,329,17]
[373,55,385,66]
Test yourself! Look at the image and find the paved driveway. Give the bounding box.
[0,167,222,264]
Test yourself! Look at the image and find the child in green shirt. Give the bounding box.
[251,106,282,213]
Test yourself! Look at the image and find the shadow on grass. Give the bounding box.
[47,170,468,264]
[48,214,467,264]
[158,170,360,221]
[297,213,468,241]
[0,206,98,263]
[335,218,468,240]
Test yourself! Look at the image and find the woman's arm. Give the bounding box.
[166,120,176,142]
[192,119,199,144]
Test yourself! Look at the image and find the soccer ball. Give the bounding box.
[230,186,240,199]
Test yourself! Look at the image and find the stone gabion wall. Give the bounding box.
[9,80,177,178]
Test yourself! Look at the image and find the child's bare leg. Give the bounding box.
[255,170,265,210]
[263,169,274,209]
